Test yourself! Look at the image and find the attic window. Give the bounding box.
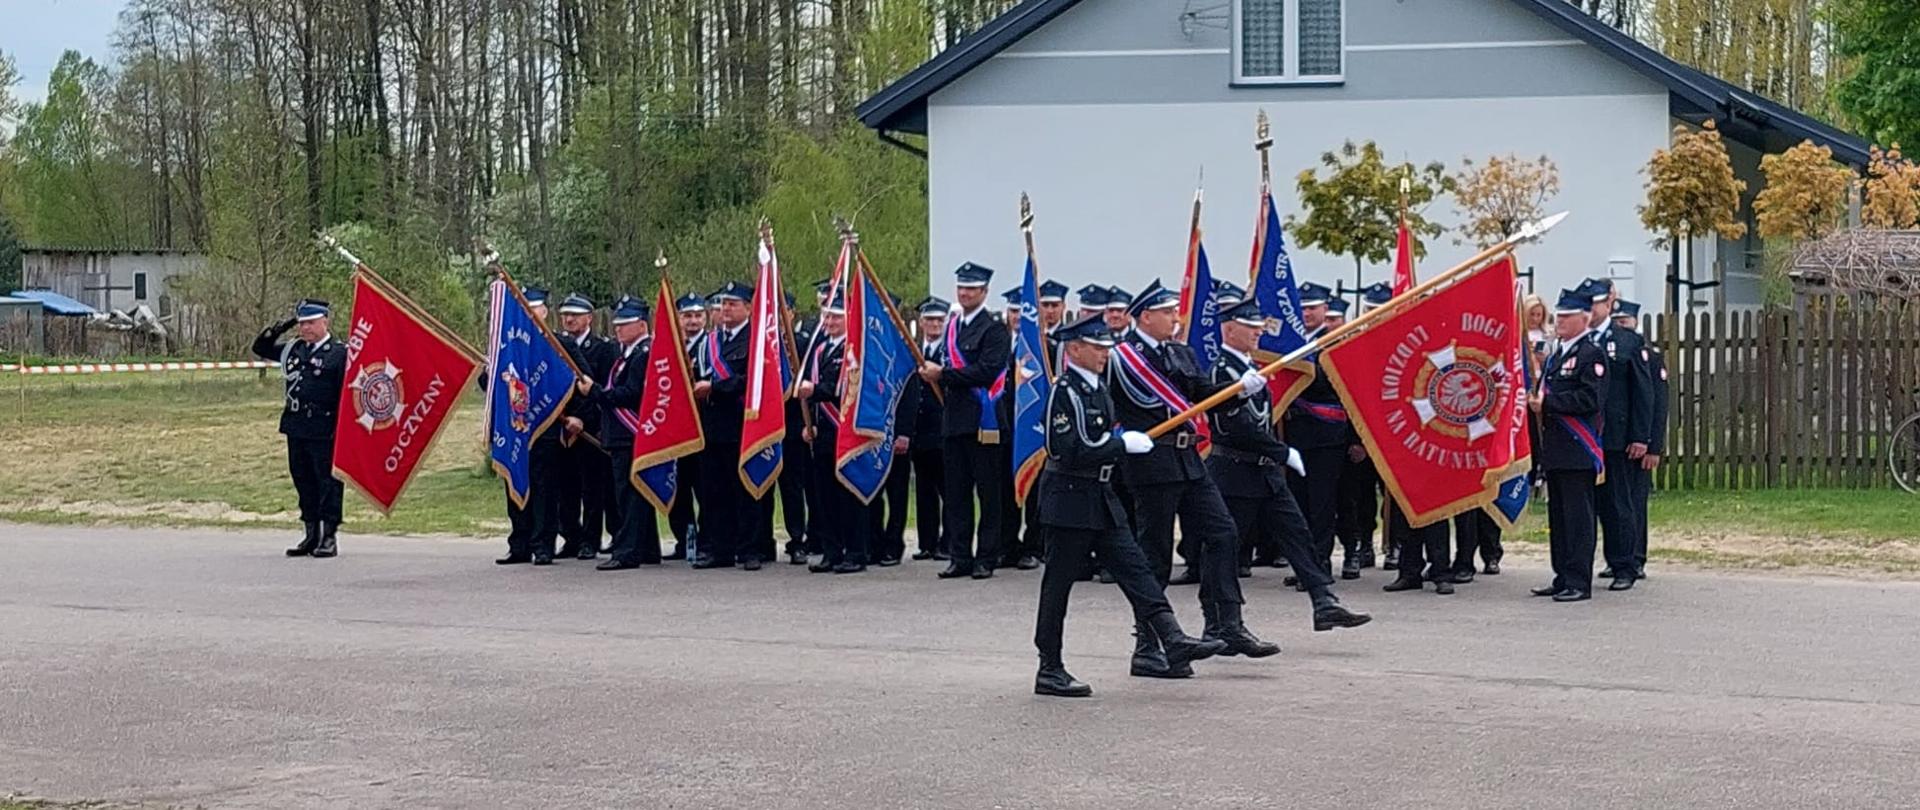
[1234,0,1344,84]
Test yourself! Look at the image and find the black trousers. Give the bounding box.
[505,441,563,557]
[606,447,661,564]
[1131,474,1245,606]
[668,454,699,557]
[1335,461,1379,558]
[1633,462,1653,573]
[1546,470,1598,594]
[873,452,913,561]
[910,445,944,555]
[810,438,870,565]
[555,440,608,554]
[697,442,762,565]
[778,433,811,557]
[1226,486,1332,592]
[1390,505,1452,582]
[1034,524,1174,661]
[941,435,1004,570]
[286,436,343,524]
[1598,450,1647,577]
[1287,446,1345,574]
[1452,509,1504,572]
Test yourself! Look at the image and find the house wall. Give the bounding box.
[923,0,1684,308]
[20,251,204,313]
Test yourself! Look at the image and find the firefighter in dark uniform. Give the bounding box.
[1212,280,1246,309]
[780,283,828,565]
[555,293,618,559]
[692,281,763,570]
[1208,300,1372,633]
[252,299,349,558]
[666,293,709,561]
[919,263,1011,580]
[1613,300,1666,582]
[1108,280,1280,673]
[478,288,576,566]
[796,291,870,573]
[901,298,950,561]
[1284,282,1356,582]
[1532,289,1611,602]
[1580,279,1655,591]
[571,296,660,569]
[1103,286,1134,338]
[1031,313,1228,698]
[1335,283,1393,574]
[1074,284,1109,323]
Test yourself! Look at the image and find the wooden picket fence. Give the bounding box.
[1641,306,1920,490]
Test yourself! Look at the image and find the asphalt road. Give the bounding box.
[3,523,1919,809]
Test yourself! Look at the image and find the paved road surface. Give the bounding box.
[3,523,1919,809]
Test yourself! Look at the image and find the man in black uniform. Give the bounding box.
[1532,289,1611,602]
[1074,284,1109,322]
[1209,300,1372,633]
[575,296,662,569]
[1102,287,1134,338]
[901,297,950,561]
[555,293,618,559]
[1613,300,1666,582]
[1581,279,1655,591]
[1108,280,1281,672]
[1032,313,1228,697]
[252,299,349,558]
[692,281,764,571]
[1284,282,1356,583]
[666,293,709,560]
[797,292,870,573]
[918,263,1010,580]
[1335,283,1392,574]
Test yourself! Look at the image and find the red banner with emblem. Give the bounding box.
[1318,255,1528,527]
[332,271,483,513]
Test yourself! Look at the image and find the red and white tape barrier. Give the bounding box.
[5,360,278,375]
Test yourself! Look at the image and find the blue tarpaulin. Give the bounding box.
[9,290,97,317]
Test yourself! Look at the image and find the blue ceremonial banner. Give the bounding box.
[1249,188,1316,410]
[1487,279,1539,530]
[834,257,916,504]
[1181,242,1222,369]
[1011,253,1051,503]
[484,277,579,508]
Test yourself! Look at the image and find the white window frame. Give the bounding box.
[1230,0,1346,86]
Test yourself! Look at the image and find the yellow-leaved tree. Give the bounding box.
[1753,140,1853,241]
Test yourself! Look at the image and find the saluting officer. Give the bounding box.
[573,296,661,569]
[1612,299,1666,583]
[1108,280,1280,673]
[1531,289,1611,602]
[252,299,349,558]
[555,293,618,560]
[1580,279,1655,592]
[1284,282,1358,582]
[692,281,763,570]
[900,297,950,562]
[666,293,709,561]
[797,291,869,573]
[1031,313,1228,698]
[918,262,1011,580]
[1208,300,1372,633]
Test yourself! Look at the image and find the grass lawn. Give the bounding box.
[5,372,1919,573]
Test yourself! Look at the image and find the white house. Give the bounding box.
[21,247,204,316]
[857,0,1868,310]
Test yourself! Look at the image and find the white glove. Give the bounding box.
[1121,431,1154,455]
[1286,447,1305,476]
[1238,369,1268,397]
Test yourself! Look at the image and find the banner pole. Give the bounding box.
[1145,211,1568,439]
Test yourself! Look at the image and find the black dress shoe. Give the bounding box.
[1434,580,1455,595]
[832,561,867,574]
[1608,575,1636,591]
[495,554,531,565]
[877,556,902,567]
[1382,576,1424,592]
[577,547,598,560]
[787,551,808,566]
[691,558,733,570]
[808,557,834,573]
[288,523,319,557]
[937,563,972,579]
[1530,584,1563,597]
[1382,549,1400,570]
[911,550,936,561]
[532,554,554,566]
[597,559,639,571]
[1341,558,1362,580]
[971,567,995,580]
[1168,567,1201,586]
[1483,561,1502,575]
[1282,575,1299,587]
[1035,665,1093,698]
[1270,557,1290,568]
[1599,567,1616,579]
[1313,603,1373,632]
[1015,555,1041,571]
[933,551,951,561]
[1452,568,1476,584]
[1553,589,1592,602]
[741,557,763,571]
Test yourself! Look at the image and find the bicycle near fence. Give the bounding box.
[1893,389,1920,494]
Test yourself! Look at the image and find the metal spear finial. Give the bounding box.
[1255,109,1273,152]
[1019,192,1034,234]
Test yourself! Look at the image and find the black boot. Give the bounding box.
[1128,619,1181,678]
[312,522,338,558]
[1357,540,1376,568]
[1200,600,1231,655]
[1382,546,1400,570]
[1148,612,1228,670]
[1167,566,1201,586]
[1310,589,1372,631]
[1212,602,1281,658]
[1035,653,1093,698]
[287,522,319,557]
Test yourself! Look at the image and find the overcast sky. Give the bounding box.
[4,0,125,107]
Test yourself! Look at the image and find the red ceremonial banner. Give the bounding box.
[629,278,707,511]
[332,272,482,513]
[1319,255,1527,527]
